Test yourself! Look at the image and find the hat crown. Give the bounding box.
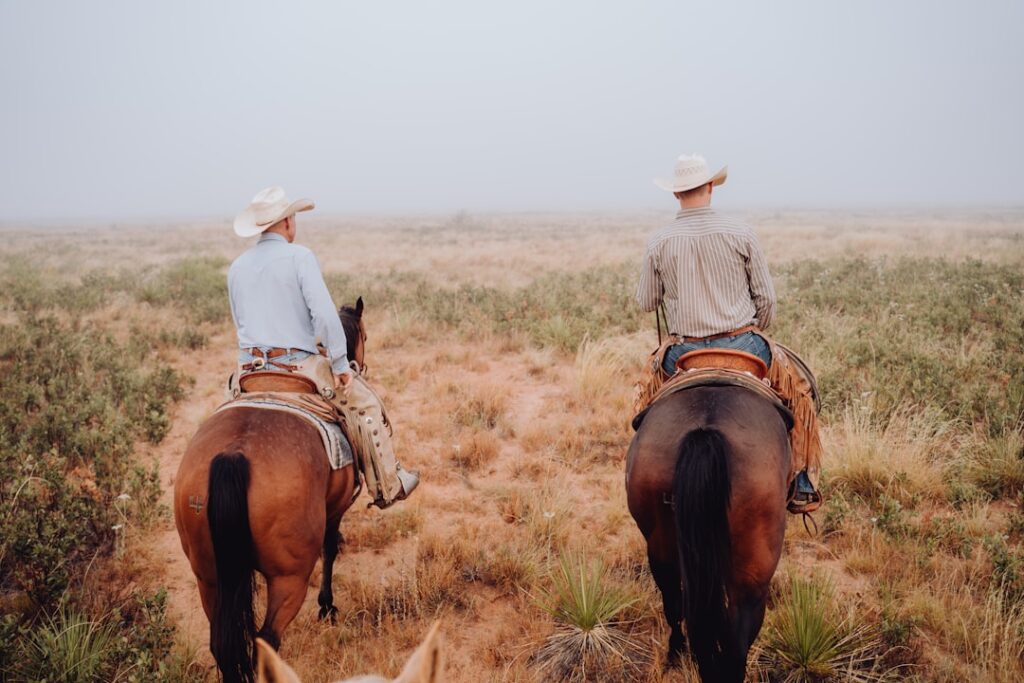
[674,154,710,178]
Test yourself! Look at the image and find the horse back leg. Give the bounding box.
[317,518,342,622]
[723,587,770,681]
[645,524,687,665]
[257,574,311,651]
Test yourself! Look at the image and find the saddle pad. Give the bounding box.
[633,367,793,431]
[216,397,353,470]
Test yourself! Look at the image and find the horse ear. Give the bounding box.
[394,621,443,683]
[355,296,364,317]
[256,638,302,683]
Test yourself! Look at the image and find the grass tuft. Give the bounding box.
[756,575,898,682]
[532,553,647,682]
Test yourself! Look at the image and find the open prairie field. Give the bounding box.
[1,209,1022,682]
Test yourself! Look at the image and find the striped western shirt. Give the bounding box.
[636,207,776,337]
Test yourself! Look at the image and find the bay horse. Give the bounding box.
[174,299,368,683]
[626,385,790,682]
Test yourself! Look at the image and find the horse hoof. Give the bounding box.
[318,605,339,623]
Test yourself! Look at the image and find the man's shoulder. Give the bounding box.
[646,211,755,248]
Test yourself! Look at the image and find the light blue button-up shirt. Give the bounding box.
[228,233,350,374]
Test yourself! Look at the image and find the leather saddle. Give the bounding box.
[676,348,769,380]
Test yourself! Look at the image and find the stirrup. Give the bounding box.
[787,491,822,515]
[368,469,420,510]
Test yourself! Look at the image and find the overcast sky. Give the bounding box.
[1,0,1022,220]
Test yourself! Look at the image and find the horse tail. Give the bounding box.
[672,428,732,679]
[207,451,257,683]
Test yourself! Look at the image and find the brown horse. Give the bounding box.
[174,299,368,683]
[626,385,791,682]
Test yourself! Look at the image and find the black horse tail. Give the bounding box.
[207,451,257,683]
[672,428,732,680]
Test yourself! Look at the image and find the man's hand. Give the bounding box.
[334,372,353,390]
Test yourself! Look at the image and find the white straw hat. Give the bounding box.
[233,186,315,237]
[653,154,728,193]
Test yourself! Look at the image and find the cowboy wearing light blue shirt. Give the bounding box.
[228,186,419,508]
[228,231,352,376]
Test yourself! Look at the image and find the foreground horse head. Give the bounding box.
[174,300,368,683]
[254,622,444,683]
[626,386,790,682]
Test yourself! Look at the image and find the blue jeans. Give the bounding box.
[662,331,772,375]
[238,348,313,371]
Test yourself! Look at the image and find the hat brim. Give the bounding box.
[233,198,315,237]
[653,165,728,193]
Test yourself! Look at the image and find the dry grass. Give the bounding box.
[5,211,1023,681]
[452,429,501,471]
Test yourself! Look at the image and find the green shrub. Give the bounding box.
[137,256,229,323]
[0,315,183,608]
[533,553,646,682]
[757,575,894,682]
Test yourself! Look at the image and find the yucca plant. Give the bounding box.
[533,552,646,682]
[755,576,896,683]
[17,607,120,683]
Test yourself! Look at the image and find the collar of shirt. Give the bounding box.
[257,232,287,245]
[674,207,715,221]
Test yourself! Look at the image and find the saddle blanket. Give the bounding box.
[216,396,354,470]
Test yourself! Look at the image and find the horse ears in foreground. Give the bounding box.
[393,621,443,683]
[255,638,300,683]
[355,296,364,317]
[255,621,444,683]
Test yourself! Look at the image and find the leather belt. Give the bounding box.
[245,347,298,359]
[677,325,759,344]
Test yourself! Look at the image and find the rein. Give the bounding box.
[656,303,668,347]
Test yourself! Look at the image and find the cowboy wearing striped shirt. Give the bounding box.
[636,155,822,512]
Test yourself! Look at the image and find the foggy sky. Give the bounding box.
[1,0,1022,221]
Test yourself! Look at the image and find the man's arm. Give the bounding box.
[635,245,663,313]
[745,235,776,330]
[297,251,352,375]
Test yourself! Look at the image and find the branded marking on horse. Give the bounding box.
[188,495,205,515]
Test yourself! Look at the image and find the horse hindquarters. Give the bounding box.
[208,451,258,683]
[673,428,739,682]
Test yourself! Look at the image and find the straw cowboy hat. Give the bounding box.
[233,186,315,237]
[653,154,728,193]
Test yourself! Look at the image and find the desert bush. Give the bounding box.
[0,316,184,608]
[533,553,647,683]
[137,256,229,323]
[450,381,508,431]
[776,257,1024,433]
[0,265,190,679]
[756,575,896,682]
[452,429,501,470]
[966,429,1024,499]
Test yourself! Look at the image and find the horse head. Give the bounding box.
[339,296,367,370]
[255,621,444,683]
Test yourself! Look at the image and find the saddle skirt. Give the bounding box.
[216,393,354,470]
[632,367,793,432]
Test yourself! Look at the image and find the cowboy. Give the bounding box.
[228,186,419,508]
[636,155,822,513]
